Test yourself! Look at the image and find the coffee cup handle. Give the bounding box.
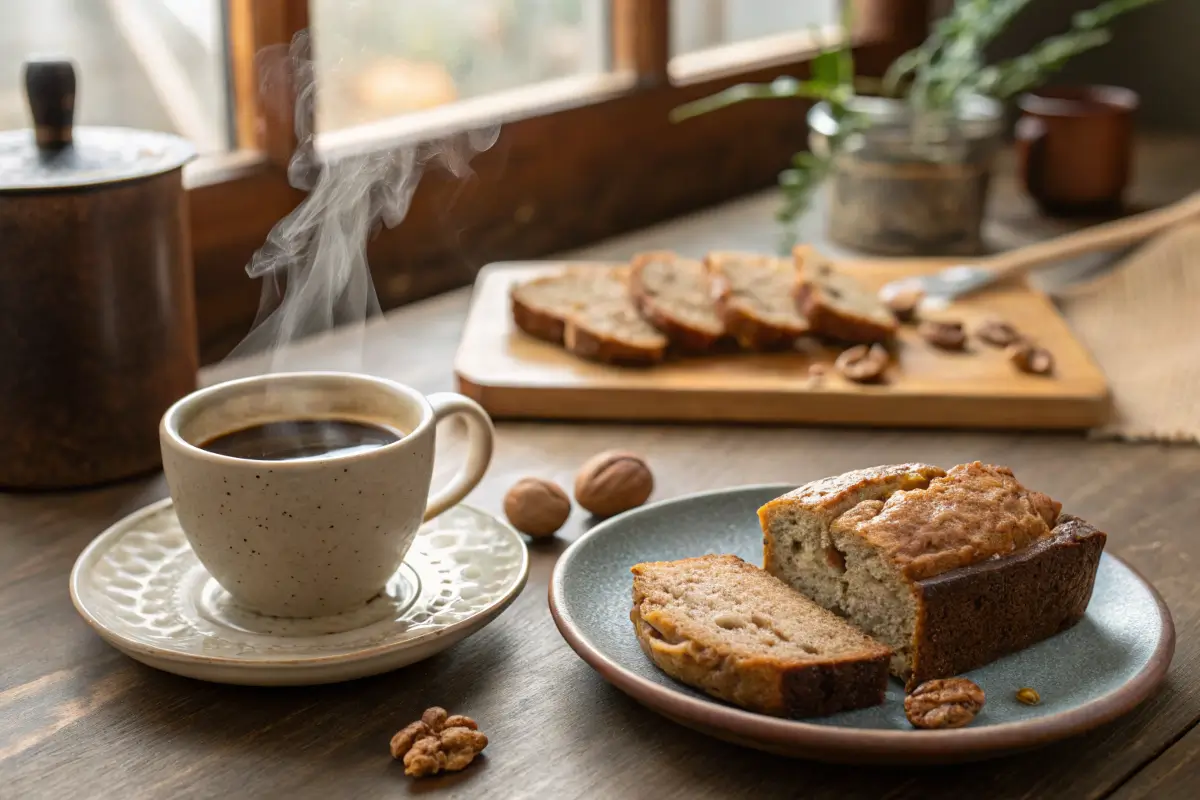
[423,393,495,522]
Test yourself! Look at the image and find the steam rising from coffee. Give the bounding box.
[227,32,499,372]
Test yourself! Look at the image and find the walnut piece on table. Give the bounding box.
[389,706,488,778]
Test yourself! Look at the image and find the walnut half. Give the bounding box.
[919,320,967,351]
[389,706,488,778]
[904,677,986,729]
[835,344,890,383]
[975,318,1022,348]
[1007,342,1055,376]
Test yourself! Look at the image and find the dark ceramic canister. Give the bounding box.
[0,59,199,489]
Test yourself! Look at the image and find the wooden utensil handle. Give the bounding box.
[980,191,1200,278]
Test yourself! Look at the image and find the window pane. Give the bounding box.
[0,0,231,154]
[312,0,609,133]
[671,0,839,55]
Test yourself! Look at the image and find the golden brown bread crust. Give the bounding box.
[761,463,945,514]
[908,513,1106,689]
[759,463,945,566]
[835,462,1064,581]
[631,555,890,718]
[510,292,567,343]
[628,252,724,352]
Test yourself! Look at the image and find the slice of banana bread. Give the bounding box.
[759,463,1106,689]
[510,268,626,344]
[793,245,898,343]
[564,299,668,365]
[706,252,810,350]
[628,251,725,351]
[510,268,667,364]
[630,554,891,717]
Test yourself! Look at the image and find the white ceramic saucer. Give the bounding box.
[70,498,529,686]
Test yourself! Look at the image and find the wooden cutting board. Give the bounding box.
[453,261,1110,429]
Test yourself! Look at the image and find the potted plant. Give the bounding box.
[671,0,1162,256]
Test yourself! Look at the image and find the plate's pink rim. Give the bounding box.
[548,484,1176,760]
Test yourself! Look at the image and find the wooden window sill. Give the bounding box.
[317,73,639,161]
[669,25,845,86]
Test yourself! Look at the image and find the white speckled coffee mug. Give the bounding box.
[160,372,494,618]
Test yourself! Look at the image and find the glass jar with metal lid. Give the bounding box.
[808,95,1005,256]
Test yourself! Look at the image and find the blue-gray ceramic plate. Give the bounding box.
[549,484,1174,764]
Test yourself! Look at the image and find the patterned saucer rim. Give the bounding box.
[70,497,529,669]
[549,483,1176,763]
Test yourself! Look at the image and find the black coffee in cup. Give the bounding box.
[200,419,402,461]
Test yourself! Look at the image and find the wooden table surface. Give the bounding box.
[4,137,1200,799]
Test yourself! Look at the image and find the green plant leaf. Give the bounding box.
[811,49,841,88]
[882,48,926,96]
[669,76,838,123]
[976,28,1111,98]
[971,0,1162,100]
[899,0,1162,110]
[1076,0,1161,28]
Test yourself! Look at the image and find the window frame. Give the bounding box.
[189,0,931,362]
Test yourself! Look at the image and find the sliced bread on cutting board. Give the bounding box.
[705,252,811,350]
[564,299,668,366]
[794,245,898,343]
[510,268,625,344]
[629,251,725,351]
[510,267,666,365]
[465,259,1110,429]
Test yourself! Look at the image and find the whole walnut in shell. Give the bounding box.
[574,451,654,518]
[504,478,571,538]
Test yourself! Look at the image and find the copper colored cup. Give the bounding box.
[1016,85,1139,216]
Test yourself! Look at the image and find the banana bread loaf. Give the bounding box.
[631,555,891,717]
[759,462,1106,689]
